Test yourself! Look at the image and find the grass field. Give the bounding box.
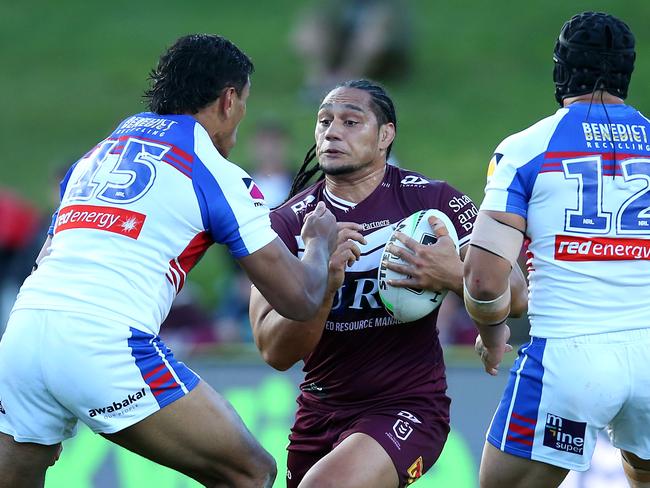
[4,0,650,303]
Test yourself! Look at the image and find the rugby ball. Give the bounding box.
[378,209,459,323]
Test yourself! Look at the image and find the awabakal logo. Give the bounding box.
[88,388,146,419]
[543,413,586,455]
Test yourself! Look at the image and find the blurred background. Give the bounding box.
[2,0,648,486]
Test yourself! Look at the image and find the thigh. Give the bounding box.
[342,407,449,486]
[0,310,78,444]
[299,405,449,488]
[487,336,626,472]
[104,380,274,486]
[45,321,200,436]
[0,432,61,488]
[479,442,569,488]
[623,451,650,470]
[608,331,650,459]
[299,432,398,488]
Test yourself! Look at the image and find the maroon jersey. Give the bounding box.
[271,165,477,406]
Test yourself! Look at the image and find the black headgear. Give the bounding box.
[553,12,635,106]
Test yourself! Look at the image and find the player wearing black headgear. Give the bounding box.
[553,11,636,105]
[465,11,650,488]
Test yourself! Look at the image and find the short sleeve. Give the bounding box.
[479,112,566,219]
[481,151,545,219]
[192,161,277,258]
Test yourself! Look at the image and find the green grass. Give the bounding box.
[5,0,650,304]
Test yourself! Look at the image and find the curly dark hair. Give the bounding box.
[144,34,254,115]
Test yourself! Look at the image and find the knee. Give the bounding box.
[200,447,276,488]
[250,449,277,488]
[232,448,277,488]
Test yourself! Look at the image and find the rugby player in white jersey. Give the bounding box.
[0,35,337,488]
[464,12,650,488]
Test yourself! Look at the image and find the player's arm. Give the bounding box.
[249,222,365,370]
[239,202,337,322]
[463,209,527,375]
[31,235,53,272]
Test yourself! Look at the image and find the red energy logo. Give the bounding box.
[554,235,650,261]
[55,204,146,239]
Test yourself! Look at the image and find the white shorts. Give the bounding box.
[0,309,200,444]
[487,328,650,471]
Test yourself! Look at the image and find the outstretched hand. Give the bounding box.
[474,325,513,376]
[384,216,462,295]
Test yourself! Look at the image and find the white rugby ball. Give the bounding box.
[378,209,459,323]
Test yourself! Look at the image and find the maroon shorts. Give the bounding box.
[286,393,450,487]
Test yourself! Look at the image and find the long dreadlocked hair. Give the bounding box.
[286,79,397,200]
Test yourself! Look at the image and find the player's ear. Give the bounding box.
[218,87,236,118]
[378,123,396,152]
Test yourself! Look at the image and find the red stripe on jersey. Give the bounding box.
[507,435,534,447]
[509,422,535,438]
[168,144,193,163]
[117,135,194,163]
[545,151,648,160]
[143,363,167,381]
[148,371,177,394]
[511,412,537,425]
[176,231,214,276]
[161,158,191,179]
[167,265,178,289]
[166,152,192,172]
[541,162,622,175]
[169,259,185,291]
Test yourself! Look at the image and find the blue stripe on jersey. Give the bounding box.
[505,154,545,218]
[48,162,80,235]
[127,327,199,408]
[487,337,546,458]
[548,103,640,152]
[192,161,249,257]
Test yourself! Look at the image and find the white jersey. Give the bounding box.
[481,103,650,338]
[13,112,276,335]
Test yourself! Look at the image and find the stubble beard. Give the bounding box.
[319,158,374,176]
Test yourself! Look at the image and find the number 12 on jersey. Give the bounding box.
[67,138,167,204]
[563,155,650,234]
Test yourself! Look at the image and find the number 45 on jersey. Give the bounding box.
[66,138,167,204]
